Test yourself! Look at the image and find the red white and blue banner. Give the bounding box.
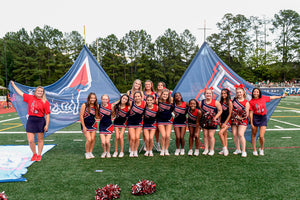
[9,46,120,137]
[173,42,282,142]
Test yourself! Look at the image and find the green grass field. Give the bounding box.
[0,96,299,200]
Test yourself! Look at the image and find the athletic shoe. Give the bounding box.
[101,152,107,158]
[89,152,95,158]
[174,149,180,156]
[129,151,134,157]
[180,149,185,155]
[149,151,153,157]
[160,150,165,156]
[85,153,91,159]
[202,149,209,155]
[112,152,118,158]
[223,148,229,156]
[165,150,170,156]
[31,154,37,161]
[259,148,264,156]
[36,155,42,161]
[106,152,111,158]
[208,150,214,156]
[144,151,149,156]
[129,148,131,153]
[134,151,138,157]
[233,149,242,155]
[253,151,258,156]
[157,143,161,152]
[194,149,199,156]
[241,151,247,157]
[118,152,124,158]
[188,149,193,156]
[144,145,147,151]
[218,150,224,155]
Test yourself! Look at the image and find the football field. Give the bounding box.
[0,96,299,199]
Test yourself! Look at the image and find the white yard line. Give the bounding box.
[274,125,283,129]
[269,118,300,128]
[0,117,20,123]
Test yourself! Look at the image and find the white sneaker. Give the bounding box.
[101,152,107,158]
[218,150,224,155]
[118,152,124,158]
[129,148,131,153]
[89,152,95,158]
[174,149,180,156]
[208,150,214,156]
[160,150,165,156]
[129,151,134,157]
[233,149,242,155]
[85,153,91,159]
[106,152,111,158]
[144,145,147,151]
[259,148,264,156]
[134,151,138,157]
[112,152,118,158]
[223,148,229,156]
[202,149,209,155]
[180,149,185,155]
[188,149,193,156]
[144,151,149,156]
[241,151,247,157]
[165,150,170,156]
[149,151,153,157]
[157,143,161,152]
[194,149,199,156]
[253,151,258,156]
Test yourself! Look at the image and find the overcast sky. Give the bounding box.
[1,0,300,45]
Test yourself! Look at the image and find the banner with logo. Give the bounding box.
[9,45,121,137]
[173,42,282,142]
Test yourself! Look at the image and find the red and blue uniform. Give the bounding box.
[232,98,248,126]
[200,99,218,129]
[249,96,270,127]
[173,102,187,127]
[127,101,145,128]
[81,104,97,131]
[187,108,199,128]
[143,104,158,129]
[99,103,113,134]
[220,100,232,126]
[144,91,158,101]
[114,105,129,128]
[157,101,173,125]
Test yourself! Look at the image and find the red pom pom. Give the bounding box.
[131,180,156,196]
[0,191,8,200]
[95,184,121,200]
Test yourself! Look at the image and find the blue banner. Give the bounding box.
[173,42,282,142]
[9,45,121,137]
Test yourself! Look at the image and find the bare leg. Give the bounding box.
[27,132,36,154]
[36,132,44,155]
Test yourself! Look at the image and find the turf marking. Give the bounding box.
[274,125,283,129]
[269,118,300,128]
[73,139,83,142]
[0,117,20,123]
[281,137,291,139]
[0,123,23,131]
[277,106,300,111]
[15,140,25,142]
[44,139,55,142]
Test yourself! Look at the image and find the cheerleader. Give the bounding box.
[144,80,157,101]
[187,99,201,156]
[173,92,188,156]
[157,89,173,156]
[143,95,158,156]
[80,93,99,159]
[112,94,130,158]
[127,79,143,102]
[231,84,250,157]
[218,89,232,156]
[250,88,285,156]
[99,94,113,158]
[127,91,145,157]
[199,88,222,156]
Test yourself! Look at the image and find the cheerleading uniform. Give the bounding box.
[23,94,51,133]
[99,103,113,134]
[187,108,199,128]
[81,104,97,131]
[144,91,158,101]
[143,104,158,129]
[173,102,187,127]
[220,100,232,127]
[249,96,270,127]
[232,98,249,126]
[200,99,218,129]
[114,105,129,128]
[128,90,134,102]
[157,101,173,125]
[127,101,146,128]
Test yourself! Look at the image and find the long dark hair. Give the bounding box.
[86,92,99,118]
[252,87,262,99]
[189,99,199,109]
[145,95,155,107]
[114,94,130,113]
[173,92,184,103]
[220,89,231,105]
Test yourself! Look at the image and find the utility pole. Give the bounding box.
[198,20,212,43]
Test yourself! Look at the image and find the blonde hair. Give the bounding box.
[34,86,47,103]
[131,79,142,92]
[235,87,246,99]
[158,89,172,103]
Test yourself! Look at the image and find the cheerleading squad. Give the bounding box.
[81,80,286,159]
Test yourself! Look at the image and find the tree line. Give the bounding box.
[0,9,299,93]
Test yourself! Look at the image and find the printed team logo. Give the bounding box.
[49,57,92,115]
[195,61,252,102]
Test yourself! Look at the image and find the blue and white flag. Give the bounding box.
[173,42,282,142]
[9,45,121,137]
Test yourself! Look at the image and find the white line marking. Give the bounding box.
[281,137,292,139]
[73,139,83,141]
[274,125,283,129]
[227,137,232,140]
[0,117,20,123]
[44,139,54,142]
[15,140,25,142]
[269,118,300,128]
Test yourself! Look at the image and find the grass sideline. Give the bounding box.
[0,97,299,199]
